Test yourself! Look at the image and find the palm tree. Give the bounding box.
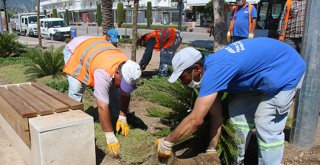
[131,0,139,61]
[213,0,228,51]
[101,0,114,33]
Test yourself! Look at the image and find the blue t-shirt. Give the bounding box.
[199,37,306,97]
[231,4,257,37]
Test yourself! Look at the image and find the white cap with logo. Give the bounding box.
[120,60,142,94]
[168,47,202,83]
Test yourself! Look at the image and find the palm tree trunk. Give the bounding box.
[131,0,139,61]
[37,0,42,48]
[213,0,228,51]
[101,0,114,33]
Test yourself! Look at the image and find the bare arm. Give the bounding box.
[165,92,219,143]
[208,94,224,148]
[97,99,113,132]
[250,18,257,34]
[119,91,131,116]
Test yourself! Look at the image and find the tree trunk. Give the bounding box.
[101,0,114,34]
[131,0,139,61]
[213,0,228,52]
[37,0,42,48]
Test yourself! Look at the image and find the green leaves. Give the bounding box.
[0,32,26,58]
[25,46,65,78]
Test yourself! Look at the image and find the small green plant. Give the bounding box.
[65,9,70,26]
[135,77,239,164]
[52,9,58,18]
[146,2,152,28]
[0,32,26,58]
[45,79,69,93]
[119,38,132,44]
[146,107,169,118]
[96,4,102,26]
[154,128,171,137]
[116,2,124,27]
[25,46,64,78]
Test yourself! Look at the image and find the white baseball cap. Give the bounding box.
[120,60,142,94]
[168,47,202,83]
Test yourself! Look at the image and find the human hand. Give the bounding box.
[248,33,254,39]
[105,132,120,156]
[116,115,129,136]
[155,138,173,158]
[227,31,232,42]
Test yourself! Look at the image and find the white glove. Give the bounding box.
[156,138,174,158]
[248,33,254,39]
[105,132,120,156]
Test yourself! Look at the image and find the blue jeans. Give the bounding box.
[159,32,183,76]
[63,46,83,102]
[229,89,296,165]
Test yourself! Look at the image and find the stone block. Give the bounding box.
[29,110,95,165]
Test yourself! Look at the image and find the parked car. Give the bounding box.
[40,18,71,41]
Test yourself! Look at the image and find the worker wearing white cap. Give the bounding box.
[63,36,142,157]
[156,37,305,164]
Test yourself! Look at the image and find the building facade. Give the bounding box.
[39,0,212,26]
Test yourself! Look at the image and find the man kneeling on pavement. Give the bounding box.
[156,37,305,164]
[63,29,142,156]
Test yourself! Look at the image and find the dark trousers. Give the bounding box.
[231,36,247,43]
[284,38,302,53]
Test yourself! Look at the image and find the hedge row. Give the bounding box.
[121,24,188,31]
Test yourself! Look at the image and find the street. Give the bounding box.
[18,26,214,49]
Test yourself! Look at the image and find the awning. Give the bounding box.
[186,0,209,6]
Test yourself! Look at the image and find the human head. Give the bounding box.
[137,34,148,47]
[236,0,246,6]
[168,47,204,87]
[113,60,142,95]
[106,28,119,47]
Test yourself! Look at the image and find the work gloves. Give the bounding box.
[227,31,232,42]
[155,138,174,158]
[116,115,129,136]
[248,33,254,39]
[105,132,120,157]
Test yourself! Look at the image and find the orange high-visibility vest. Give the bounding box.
[229,4,254,34]
[145,28,177,51]
[63,36,128,87]
[280,0,293,39]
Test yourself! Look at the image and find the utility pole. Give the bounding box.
[177,0,184,31]
[37,0,42,47]
[289,0,320,148]
[2,0,8,32]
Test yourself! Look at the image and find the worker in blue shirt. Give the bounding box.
[227,0,257,43]
[156,37,306,165]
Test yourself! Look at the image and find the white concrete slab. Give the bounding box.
[29,110,95,165]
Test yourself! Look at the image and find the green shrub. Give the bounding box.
[135,77,239,164]
[25,46,64,78]
[122,24,188,31]
[116,2,124,27]
[146,2,152,28]
[52,9,58,18]
[119,38,132,44]
[45,79,69,93]
[0,32,26,58]
[96,4,102,26]
[65,9,70,26]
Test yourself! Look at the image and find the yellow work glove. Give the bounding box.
[155,138,174,158]
[248,33,254,39]
[105,132,120,156]
[116,115,129,136]
[227,31,232,42]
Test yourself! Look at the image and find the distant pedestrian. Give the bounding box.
[227,0,257,43]
[278,0,306,53]
[137,28,182,76]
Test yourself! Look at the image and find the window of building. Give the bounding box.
[90,2,93,7]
